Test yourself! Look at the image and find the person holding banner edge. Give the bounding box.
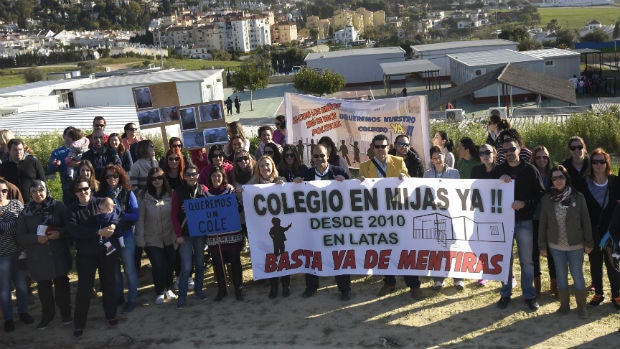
[359,134,415,299]
[493,130,545,311]
[171,165,209,308]
[294,144,351,300]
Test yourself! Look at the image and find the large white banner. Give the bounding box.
[244,178,515,282]
[284,93,431,168]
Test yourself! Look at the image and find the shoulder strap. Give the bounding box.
[371,158,387,178]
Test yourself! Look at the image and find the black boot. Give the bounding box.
[235,288,244,301]
[269,278,278,299]
[213,263,227,302]
[281,276,291,297]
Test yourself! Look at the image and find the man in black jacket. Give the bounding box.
[82,130,121,183]
[492,134,544,311]
[0,138,45,202]
[296,144,352,300]
[390,135,423,178]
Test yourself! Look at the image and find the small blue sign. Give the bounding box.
[184,194,241,236]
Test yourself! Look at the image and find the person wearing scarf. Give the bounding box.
[16,180,71,329]
[539,165,593,318]
[171,165,209,308]
[205,166,244,301]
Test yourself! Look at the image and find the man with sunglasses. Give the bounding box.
[295,144,351,300]
[389,135,423,178]
[360,134,414,298]
[492,133,545,311]
[87,116,109,147]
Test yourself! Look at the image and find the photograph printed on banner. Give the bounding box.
[198,102,223,122]
[182,129,205,149]
[180,107,198,130]
[159,106,179,122]
[203,127,228,146]
[134,87,153,109]
[137,109,161,126]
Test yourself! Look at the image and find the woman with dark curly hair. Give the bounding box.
[278,145,307,183]
[198,144,232,188]
[97,164,139,314]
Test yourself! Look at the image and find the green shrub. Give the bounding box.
[431,109,620,164]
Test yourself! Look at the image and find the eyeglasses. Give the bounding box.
[186,172,198,177]
[285,153,295,158]
[431,157,443,162]
[168,157,180,162]
[0,189,8,194]
[551,175,565,181]
[75,187,90,193]
[171,144,182,148]
[94,124,105,128]
[569,145,584,151]
[235,156,249,162]
[479,150,492,156]
[263,150,274,155]
[151,176,164,181]
[535,155,549,160]
[127,128,138,132]
[313,154,326,158]
[105,174,119,179]
[374,144,388,149]
[591,159,606,165]
[396,142,410,147]
[503,146,517,153]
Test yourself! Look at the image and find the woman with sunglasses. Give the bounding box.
[129,140,159,191]
[136,167,177,305]
[97,164,139,314]
[0,179,31,332]
[582,148,620,309]
[539,165,593,318]
[107,133,133,173]
[198,145,232,188]
[171,165,209,307]
[424,145,461,290]
[205,166,245,301]
[161,148,185,190]
[262,142,282,166]
[470,144,497,287]
[121,123,144,161]
[66,177,120,337]
[16,180,71,329]
[278,145,307,182]
[529,145,557,296]
[561,136,588,193]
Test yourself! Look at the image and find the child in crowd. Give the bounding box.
[65,128,90,179]
[96,197,120,254]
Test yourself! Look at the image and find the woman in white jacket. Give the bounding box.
[135,167,177,305]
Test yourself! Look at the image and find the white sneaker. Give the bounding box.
[165,289,178,300]
[512,276,517,288]
[433,280,444,290]
[188,277,195,289]
[154,294,165,305]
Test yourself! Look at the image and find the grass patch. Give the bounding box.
[164,57,242,71]
[0,74,26,88]
[538,6,620,30]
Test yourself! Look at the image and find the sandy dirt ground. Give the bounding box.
[1,255,619,349]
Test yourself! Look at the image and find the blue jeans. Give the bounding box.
[0,255,29,320]
[115,234,138,304]
[500,220,536,299]
[550,247,586,291]
[178,236,205,299]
